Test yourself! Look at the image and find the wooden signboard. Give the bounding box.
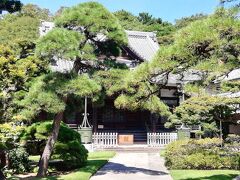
[118,134,134,145]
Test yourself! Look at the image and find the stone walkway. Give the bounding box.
[90,152,172,180]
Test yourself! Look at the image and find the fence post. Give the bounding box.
[92,132,118,148]
[147,132,178,147]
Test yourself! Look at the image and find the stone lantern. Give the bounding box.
[176,123,191,140]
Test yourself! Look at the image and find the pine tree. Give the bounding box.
[33,2,127,176]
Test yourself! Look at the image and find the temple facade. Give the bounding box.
[40,21,183,143]
[40,21,240,143]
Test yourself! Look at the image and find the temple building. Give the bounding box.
[39,21,186,143]
[40,21,240,144]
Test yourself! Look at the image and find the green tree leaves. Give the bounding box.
[0,46,46,121]
[15,73,101,121]
[114,10,175,45]
[36,28,85,60]
[55,2,127,45]
[0,15,39,57]
[20,4,51,20]
[167,96,240,135]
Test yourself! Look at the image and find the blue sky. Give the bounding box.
[21,0,220,23]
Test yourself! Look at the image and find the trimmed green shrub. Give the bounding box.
[225,134,240,144]
[20,121,88,169]
[165,138,240,170]
[8,147,31,174]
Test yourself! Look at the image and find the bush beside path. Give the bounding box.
[8,151,116,180]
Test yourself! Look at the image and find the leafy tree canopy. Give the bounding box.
[138,12,162,25]
[93,69,129,97]
[55,2,127,45]
[151,7,240,85]
[20,4,52,20]
[100,63,172,117]
[14,73,101,121]
[221,80,240,92]
[0,4,52,57]
[0,46,47,121]
[112,7,240,119]
[175,14,208,29]
[166,95,240,136]
[36,2,128,74]
[114,10,176,45]
[33,3,128,176]
[0,14,39,57]
[0,4,51,122]
[113,10,146,31]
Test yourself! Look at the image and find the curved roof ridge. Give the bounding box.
[125,30,159,61]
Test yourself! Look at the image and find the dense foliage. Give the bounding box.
[32,2,128,176]
[8,147,30,174]
[166,96,240,136]
[20,121,88,168]
[0,0,240,177]
[20,4,52,20]
[0,46,47,121]
[165,138,240,170]
[15,73,101,121]
[113,63,171,117]
[0,4,51,57]
[151,7,240,81]
[0,123,23,147]
[0,4,51,122]
[115,7,240,128]
[0,123,27,176]
[221,80,240,92]
[114,10,175,45]
[175,14,208,29]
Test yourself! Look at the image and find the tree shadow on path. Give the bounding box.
[95,162,169,176]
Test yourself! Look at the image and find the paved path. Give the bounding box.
[90,152,172,180]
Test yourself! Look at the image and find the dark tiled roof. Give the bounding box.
[39,21,160,72]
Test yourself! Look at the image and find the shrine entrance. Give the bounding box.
[64,94,179,144]
[90,99,150,144]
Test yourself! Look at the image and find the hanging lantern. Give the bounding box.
[78,97,93,144]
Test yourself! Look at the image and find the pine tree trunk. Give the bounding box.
[37,97,67,177]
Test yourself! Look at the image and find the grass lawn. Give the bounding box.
[29,155,41,162]
[37,151,115,180]
[170,170,240,180]
[10,151,115,180]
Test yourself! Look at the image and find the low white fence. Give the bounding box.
[92,132,118,148]
[147,132,178,147]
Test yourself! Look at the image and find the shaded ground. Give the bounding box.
[90,152,172,180]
